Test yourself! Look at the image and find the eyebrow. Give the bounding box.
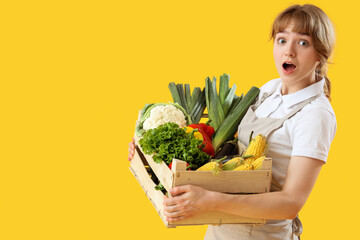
[277,31,310,36]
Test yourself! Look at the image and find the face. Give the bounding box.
[273,21,319,91]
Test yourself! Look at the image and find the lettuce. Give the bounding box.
[139,122,210,170]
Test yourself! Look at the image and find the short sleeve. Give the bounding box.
[290,106,337,162]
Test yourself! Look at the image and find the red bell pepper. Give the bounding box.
[198,120,215,138]
[187,124,215,157]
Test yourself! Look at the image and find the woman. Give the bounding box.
[129,4,336,239]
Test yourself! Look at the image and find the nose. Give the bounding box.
[284,42,296,57]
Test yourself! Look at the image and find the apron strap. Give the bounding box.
[263,93,321,137]
[254,85,278,109]
[292,215,303,238]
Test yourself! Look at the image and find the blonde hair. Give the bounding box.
[270,4,335,100]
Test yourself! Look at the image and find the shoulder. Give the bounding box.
[300,94,336,124]
[289,94,337,161]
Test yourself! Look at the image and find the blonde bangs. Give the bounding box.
[271,6,316,39]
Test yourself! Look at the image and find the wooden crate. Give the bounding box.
[129,136,272,228]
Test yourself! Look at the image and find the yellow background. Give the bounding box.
[0,0,358,239]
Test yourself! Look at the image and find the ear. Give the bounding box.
[316,55,321,65]
[316,60,321,68]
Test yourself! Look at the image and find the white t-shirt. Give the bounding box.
[254,78,337,186]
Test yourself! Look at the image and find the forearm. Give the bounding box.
[164,157,322,222]
[208,190,301,220]
[206,157,324,220]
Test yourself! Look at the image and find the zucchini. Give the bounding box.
[212,86,260,151]
[228,94,243,114]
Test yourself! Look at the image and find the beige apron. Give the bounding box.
[205,88,321,240]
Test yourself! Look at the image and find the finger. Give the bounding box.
[164,193,189,207]
[163,203,187,214]
[170,185,190,196]
[129,150,135,158]
[128,148,135,159]
[163,195,178,207]
[128,144,135,152]
[163,196,183,212]
[166,213,192,222]
[163,204,188,217]
[163,195,169,204]
[129,140,135,149]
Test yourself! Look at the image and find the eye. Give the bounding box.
[277,38,286,44]
[299,40,308,46]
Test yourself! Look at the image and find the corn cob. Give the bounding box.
[252,156,266,170]
[233,163,253,171]
[196,159,222,174]
[222,157,244,171]
[242,134,267,164]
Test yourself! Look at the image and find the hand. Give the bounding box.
[163,185,213,222]
[128,137,135,161]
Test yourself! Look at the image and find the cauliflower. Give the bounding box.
[143,104,187,131]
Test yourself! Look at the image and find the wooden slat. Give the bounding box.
[134,136,174,193]
[171,159,187,171]
[129,147,169,227]
[262,158,272,170]
[168,211,265,227]
[173,170,271,193]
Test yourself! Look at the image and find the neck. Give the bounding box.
[281,73,317,95]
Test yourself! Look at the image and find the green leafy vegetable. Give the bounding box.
[155,183,165,191]
[139,122,210,170]
[168,82,206,124]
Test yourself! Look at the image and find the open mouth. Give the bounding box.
[282,62,296,73]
